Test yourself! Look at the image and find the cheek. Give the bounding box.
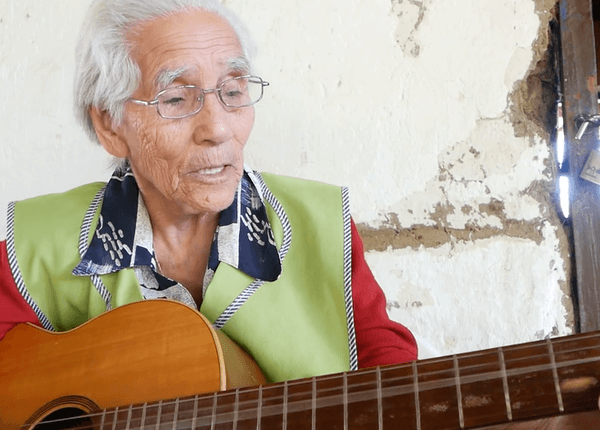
[132,119,184,191]
[235,109,255,148]
[133,118,188,162]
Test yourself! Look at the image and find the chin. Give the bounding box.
[189,191,237,215]
[175,173,241,215]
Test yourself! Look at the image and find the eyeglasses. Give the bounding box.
[129,75,269,119]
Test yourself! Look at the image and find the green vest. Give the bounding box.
[7,172,357,382]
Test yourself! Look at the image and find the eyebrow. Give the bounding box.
[226,55,250,73]
[154,55,251,90]
[155,67,189,89]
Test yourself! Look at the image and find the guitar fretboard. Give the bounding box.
[38,332,600,430]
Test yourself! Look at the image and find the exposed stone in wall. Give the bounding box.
[359,203,544,252]
[510,2,559,140]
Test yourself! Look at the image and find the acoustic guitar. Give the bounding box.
[1,300,600,430]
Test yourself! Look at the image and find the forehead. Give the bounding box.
[129,9,245,85]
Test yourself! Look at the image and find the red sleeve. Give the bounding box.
[351,220,418,368]
[0,240,42,341]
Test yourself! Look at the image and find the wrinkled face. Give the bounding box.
[116,10,254,216]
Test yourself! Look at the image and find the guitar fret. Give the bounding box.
[257,385,263,429]
[343,372,348,430]
[211,392,218,430]
[412,360,421,430]
[547,339,565,413]
[311,377,317,430]
[172,398,180,430]
[283,380,288,430]
[140,403,148,430]
[155,401,163,430]
[191,396,198,430]
[112,406,119,430]
[453,355,465,429]
[100,409,107,430]
[125,404,133,430]
[233,389,240,430]
[497,347,513,421]
[376,367,383,430]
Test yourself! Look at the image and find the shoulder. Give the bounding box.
[11,182,105,231]
[13,182,106,215]
[258,171,342,192]
[9,182,106,259]
[0,240,41,341]
[254,171,345,208]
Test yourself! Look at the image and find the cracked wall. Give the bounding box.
[234,0,571,357]
[1,0,569,359]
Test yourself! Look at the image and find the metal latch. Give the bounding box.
[575,114,600,141]
[576,114,600,184]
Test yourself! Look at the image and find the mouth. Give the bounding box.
[187,164,235,183]
[197,166,225,175]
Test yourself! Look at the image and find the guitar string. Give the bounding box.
[30,335,600,426]
[35,343,600,430]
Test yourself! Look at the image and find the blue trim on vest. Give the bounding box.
[341,186,358,371]
[212,171,293,329]
[6,201,54,331]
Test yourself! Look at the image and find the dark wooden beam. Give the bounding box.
[559,0,600,331]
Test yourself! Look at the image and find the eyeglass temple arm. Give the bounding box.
[130,99,159,106]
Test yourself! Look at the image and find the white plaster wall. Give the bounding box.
[0,0,567,359]
[0,0,115,238]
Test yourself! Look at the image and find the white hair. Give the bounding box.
[74,0,256,144]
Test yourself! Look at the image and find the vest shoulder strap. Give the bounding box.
[9,183,142,331]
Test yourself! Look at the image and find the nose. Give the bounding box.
[192,91,233,144]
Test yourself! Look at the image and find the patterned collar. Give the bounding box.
[72,166,282,308]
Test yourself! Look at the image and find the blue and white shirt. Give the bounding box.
[72,165,282,310]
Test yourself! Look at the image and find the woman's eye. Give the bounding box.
[163,97,185,105]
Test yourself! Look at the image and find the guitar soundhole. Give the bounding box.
[34,408,93,430]
[26,397,99,430]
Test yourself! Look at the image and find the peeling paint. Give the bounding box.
[534,325,559,339]
[390,0,425,56]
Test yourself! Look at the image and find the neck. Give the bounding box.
[138,189,220,304]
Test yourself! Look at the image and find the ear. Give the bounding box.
[89,107,130,158]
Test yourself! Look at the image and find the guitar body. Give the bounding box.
[0,300,264,430]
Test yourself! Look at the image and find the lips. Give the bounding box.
[186,164,237,184]
[197,166,225,175]
[187,163,227,175]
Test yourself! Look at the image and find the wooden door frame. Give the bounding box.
[559,0,600,331]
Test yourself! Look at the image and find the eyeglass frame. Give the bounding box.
[128,75,270,119]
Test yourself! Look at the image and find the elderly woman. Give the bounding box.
[5,2,600,429]
[0,0,416,385]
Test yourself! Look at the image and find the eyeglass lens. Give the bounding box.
[157,77,263,118]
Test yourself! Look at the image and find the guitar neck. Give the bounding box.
[93,332,600,430]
